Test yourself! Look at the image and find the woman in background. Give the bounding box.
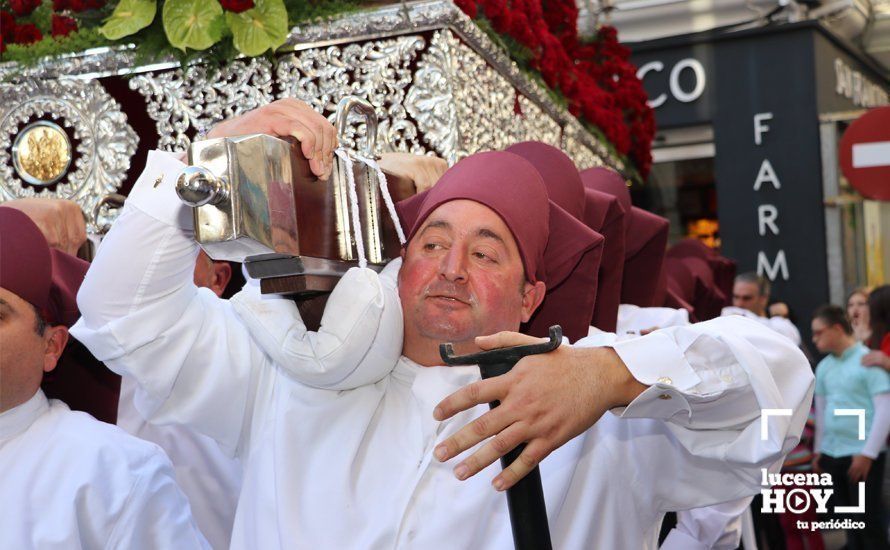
[849,287,873,344]
[862,285,890,370]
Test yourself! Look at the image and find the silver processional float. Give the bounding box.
[175,94,556,550]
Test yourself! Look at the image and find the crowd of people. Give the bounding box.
[3,97,880,549]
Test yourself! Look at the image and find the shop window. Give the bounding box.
[633,156,720,249]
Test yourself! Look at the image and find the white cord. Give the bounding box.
[354,153,406,245]
[334,148,367,269]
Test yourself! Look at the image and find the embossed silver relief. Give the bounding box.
[406,29,558,164]
[129,58,275,152]
[512,95,562,148]
[405,30,461,163]
[276,35,427,155]
[562,118,613,171]
[0,78,138,231]
[0,1,628,232]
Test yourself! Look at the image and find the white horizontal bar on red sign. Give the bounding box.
[852,141,890,168]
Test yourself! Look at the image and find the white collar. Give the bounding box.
[395,356,481,412]
[0,390,49,441]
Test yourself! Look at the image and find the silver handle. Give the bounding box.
[176,166,228,207]
[92,193,127,234]
[335,96,378,158]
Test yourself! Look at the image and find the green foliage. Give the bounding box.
[1,28,108,65]
[29,1,54,33]
[100,0,156,40]
[162,0,225,51]
[226,0,288,57]
[2,0,362,67]
[284,0,360,24]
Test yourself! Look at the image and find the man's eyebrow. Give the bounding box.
[419,219,451,235]
[476,228,506,245]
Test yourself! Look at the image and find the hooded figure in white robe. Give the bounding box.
[0,206,208,550]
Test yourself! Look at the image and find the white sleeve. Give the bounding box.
[862,393,890,458]
[662,497,753,550]
[229,259,403,389]
[768,316,802,346]
[576,315,815,510]
[107,449,211,550]
[815,395,826,454]
[71,151,269,455]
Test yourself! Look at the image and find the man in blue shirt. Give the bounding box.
[813,304,890,549]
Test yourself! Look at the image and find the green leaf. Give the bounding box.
[162,0,225,52]
[99,0,157,40]
[225,0,288,57]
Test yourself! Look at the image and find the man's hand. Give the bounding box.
[378,152,447,193]
[205,99,337,179]
[432,331,647,491]
[4,198,86,256]
[848,454,873,482]
[862,351,890,371]
[768,302,790,318]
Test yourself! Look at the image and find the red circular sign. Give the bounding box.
[839,105,890,201]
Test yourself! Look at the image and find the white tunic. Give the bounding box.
[117,378,242,550]
[721,306,802,346]
[616,304,690,336]
[114,243,402,550]
[72,152,815,550]
[0,390,209,549]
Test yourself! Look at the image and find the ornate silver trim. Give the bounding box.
[130,58,275,152]
[0,78,138,231]
[275,34,427,154]
[0,0,626,174]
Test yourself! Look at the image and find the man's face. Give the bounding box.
[0,287,67,412]
[398,200,545,356]
[811,318,843,354]
[732,281,766,315]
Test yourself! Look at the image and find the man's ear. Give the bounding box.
[43,325,69,374]
[520,281,547,323]
[210,261,233,298]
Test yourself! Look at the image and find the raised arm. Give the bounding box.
[71,150,269,455]
[71,99,336,454]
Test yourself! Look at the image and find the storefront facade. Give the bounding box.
[631,21,889,336]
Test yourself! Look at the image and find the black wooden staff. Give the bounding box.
[439,325,562,550]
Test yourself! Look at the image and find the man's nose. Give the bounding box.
[440,247,468,283]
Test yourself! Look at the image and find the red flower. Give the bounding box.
[508,11,540,51]
[219,0,254,13]
[466,3,655,176]
[1,10,14,32]
[13,23,42,44]
[51,14,78,37]
[454,0,477,19]
[9,0,41,17]
[53,0,69,10]
[481,0,512,34]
